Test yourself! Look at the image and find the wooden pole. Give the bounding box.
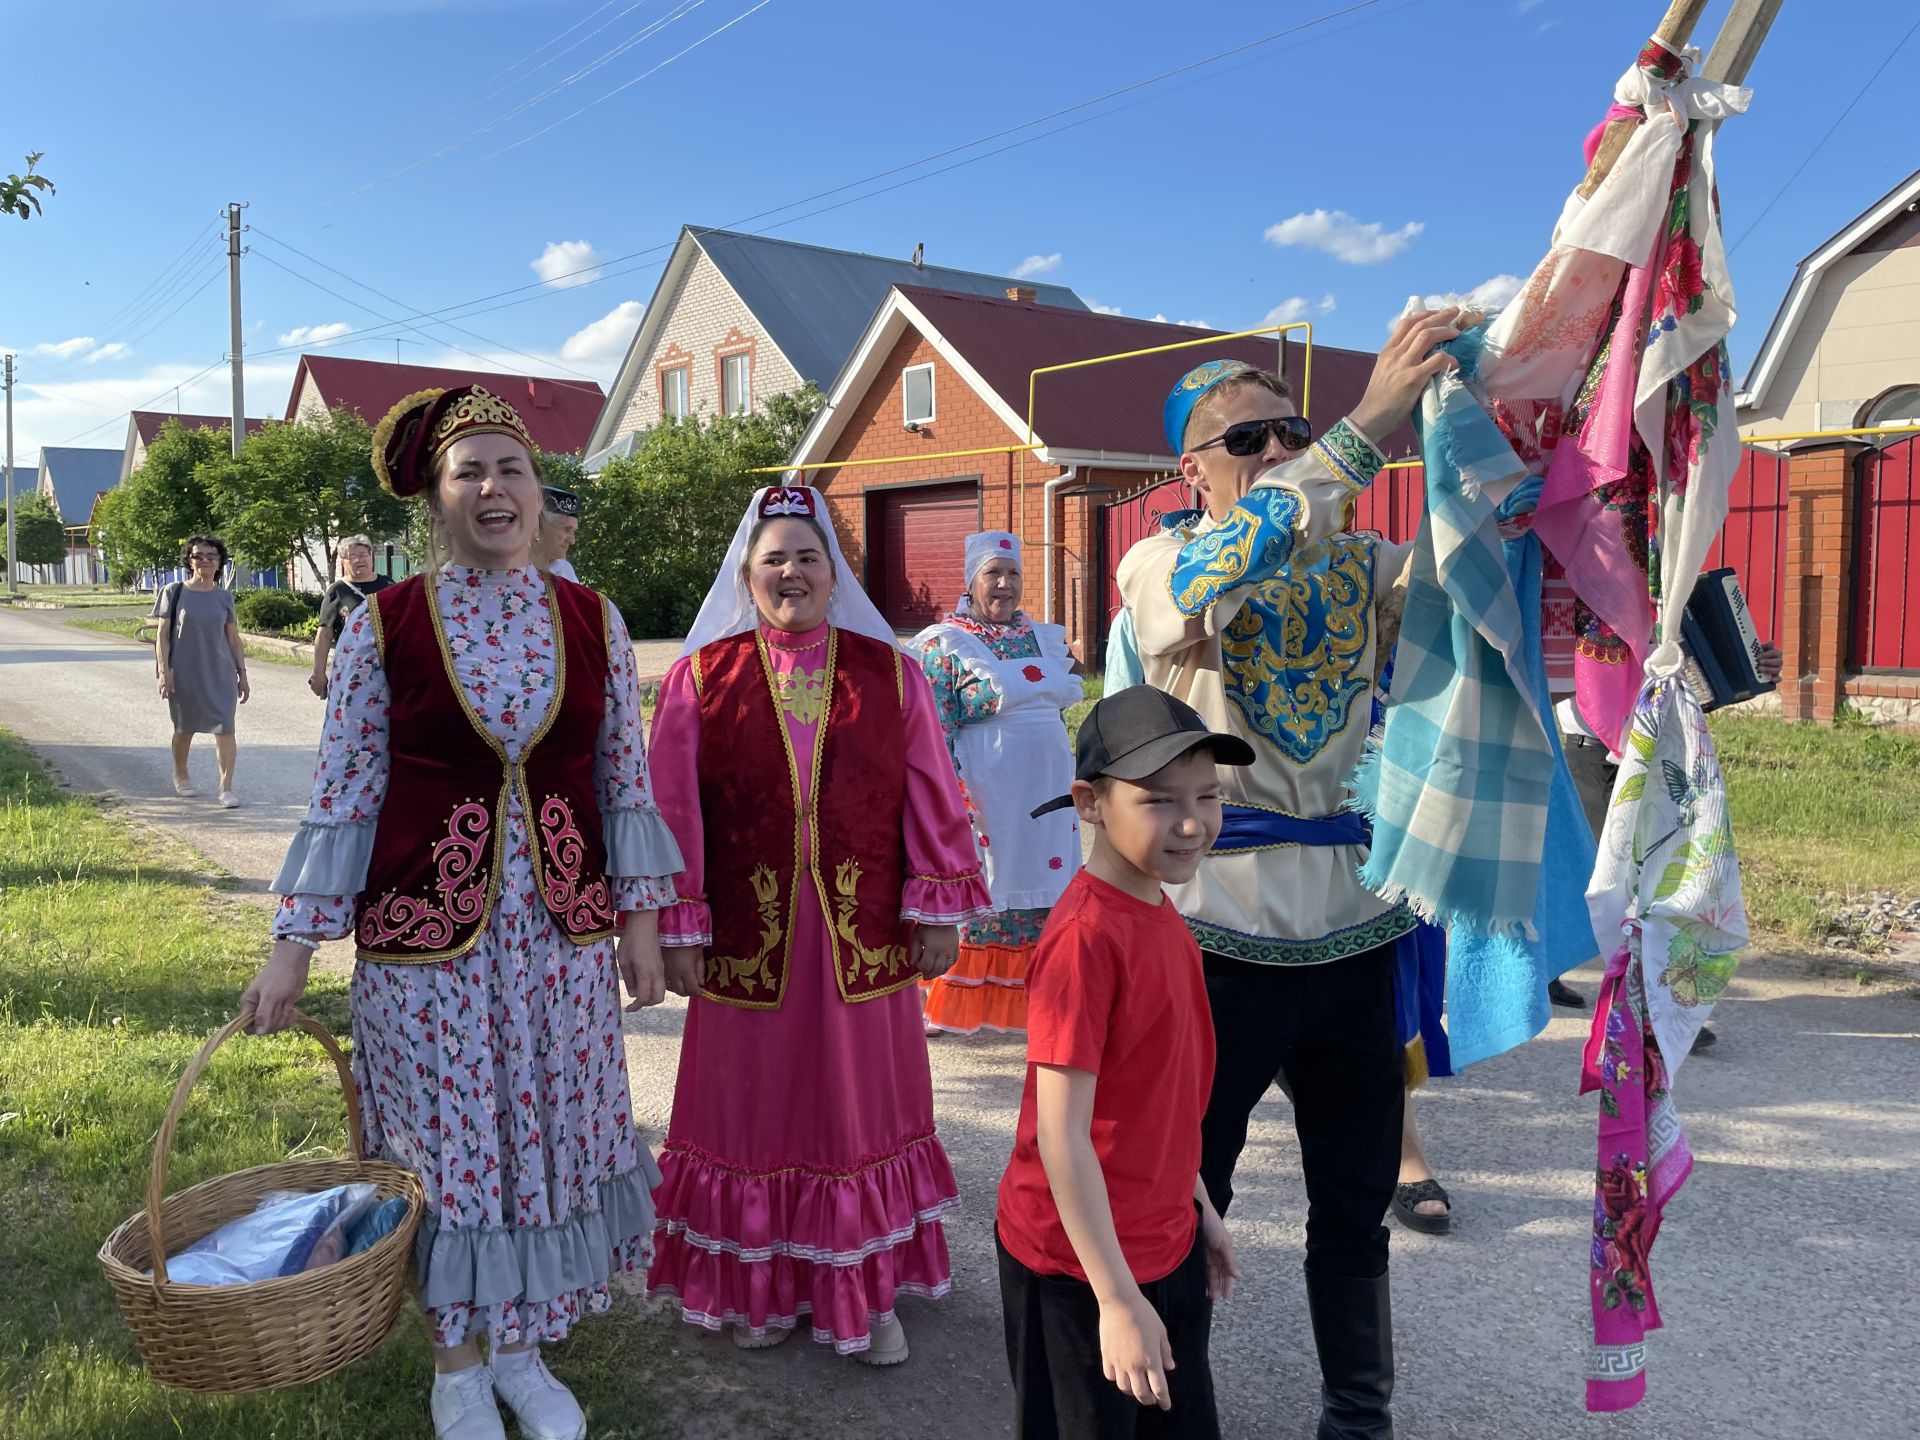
[1702,0,1785,85]
[1576,0,1714,199]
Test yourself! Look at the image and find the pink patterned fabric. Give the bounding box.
[646,623,990,1352]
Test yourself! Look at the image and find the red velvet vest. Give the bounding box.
[692,627,912,1009]
[355,572,616,963]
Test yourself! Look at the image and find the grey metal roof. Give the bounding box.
[38,446,123,524]
[691,227,1086,388]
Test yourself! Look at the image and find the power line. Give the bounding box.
[250,0,1391,364]
[1726,12,1920,256]
[91,216,224,339]
[449,0,650,119]
[247,233,604,388]
[51,357,230,447]
[116,264,229,354]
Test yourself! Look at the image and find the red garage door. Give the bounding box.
[865,480,980,631]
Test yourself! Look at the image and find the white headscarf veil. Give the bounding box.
[678,485,897,659]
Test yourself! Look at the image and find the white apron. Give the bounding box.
[937,623,1082,914]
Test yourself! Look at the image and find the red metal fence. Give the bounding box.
[1098,448,1801,654]
[1854,435,1919,671]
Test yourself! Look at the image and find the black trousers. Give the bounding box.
[1562,732,1618,842]
[997,1221,1219,1440]
[1197,942,1403,1280]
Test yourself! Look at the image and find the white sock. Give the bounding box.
[491,1346,538,1373]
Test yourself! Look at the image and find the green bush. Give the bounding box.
[232,588,312,635]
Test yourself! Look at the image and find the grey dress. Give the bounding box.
[152,584,240,736]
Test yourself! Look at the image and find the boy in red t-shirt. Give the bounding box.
[996,687,1254,1439]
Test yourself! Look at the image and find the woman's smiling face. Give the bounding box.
[433,435,540,568]
[746,518,833,632]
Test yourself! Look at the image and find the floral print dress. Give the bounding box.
[271,564,681,1349]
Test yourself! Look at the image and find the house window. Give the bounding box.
[903,363,935,425]
[660,365,690,419]
[722,352,751,415]
[1861,383,1920,428]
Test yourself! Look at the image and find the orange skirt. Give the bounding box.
[921,940,1032,1036]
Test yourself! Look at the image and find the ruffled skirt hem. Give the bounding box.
[921,941,1031,1035]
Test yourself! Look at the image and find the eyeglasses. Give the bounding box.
[188,552,221,563]
[1193,415,1313,457]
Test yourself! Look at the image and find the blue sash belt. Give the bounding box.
[1214,803,1370,853]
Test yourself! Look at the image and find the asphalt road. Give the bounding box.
[5,603,1917,1439]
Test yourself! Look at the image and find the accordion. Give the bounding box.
[1679,568,1774,711]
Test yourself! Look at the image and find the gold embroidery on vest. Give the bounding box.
[831,858,912,995]
[708,863,786,997]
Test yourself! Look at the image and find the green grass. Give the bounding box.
[1712,711,1920,945]
[65,615,310,669]
[3,585,147,609]
[0,733,676,1439]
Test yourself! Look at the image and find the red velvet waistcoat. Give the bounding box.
[692,627,912,1009]
[355,572,616,963]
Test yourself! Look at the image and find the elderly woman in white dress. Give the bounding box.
[909,532,1082,1036]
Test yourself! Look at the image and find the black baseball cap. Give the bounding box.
[543,486,581,518]
[1031,687,1254,817]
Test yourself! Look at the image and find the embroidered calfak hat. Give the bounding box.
[1031,686,1253,816]
[1162,358,1256,458]
[371,385,537,498]
[542,486,581,518]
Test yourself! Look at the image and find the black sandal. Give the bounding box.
[1392,1178,1452,1235]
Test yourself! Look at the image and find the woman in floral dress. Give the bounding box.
[241,386,682,1440]
[910,532,1081,1036]
[645,485,990,1364]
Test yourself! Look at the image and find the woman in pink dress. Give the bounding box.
[645,484,990,1364]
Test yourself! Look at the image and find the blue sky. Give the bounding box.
[3,0,1915,462]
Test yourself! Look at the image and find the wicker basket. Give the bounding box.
[98,1012,425,1394]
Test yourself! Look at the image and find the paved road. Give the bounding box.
[5,602,1917,1439]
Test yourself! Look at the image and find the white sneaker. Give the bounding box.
[492,1350,587,1440]
[172,775,197,798]
[430,1366,507,1440]
[217,789,240,809]
[854,1313,910,1367]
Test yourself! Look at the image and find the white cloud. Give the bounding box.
[1012,253,1063,280]
[1264,294,1337,327]
[35,336,96,360]
[276,321,354,347]
[1515,0,1549,13]
[7,355,302,467]
[1398,273,1525,324]
[533,240,603,289]
[1265,209,1425,265]
[1086,300,1125,316]
[85,343,130,364]
[561,301,644,365]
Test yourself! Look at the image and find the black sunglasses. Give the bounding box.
[1193,415,1312,457]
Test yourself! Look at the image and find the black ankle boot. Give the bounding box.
[1304,1264,1395,1440]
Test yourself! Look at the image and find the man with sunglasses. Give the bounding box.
[1114,309,1465,1440]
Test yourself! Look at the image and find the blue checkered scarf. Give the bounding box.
[1350,330,1555,938]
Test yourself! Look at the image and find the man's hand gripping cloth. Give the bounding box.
[1579,676,1747,1412]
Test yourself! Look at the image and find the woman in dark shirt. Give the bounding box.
[307,534,391,697]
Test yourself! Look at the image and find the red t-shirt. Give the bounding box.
[995,868,1215,1285]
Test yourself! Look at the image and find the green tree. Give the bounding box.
[206,406,404,581]
[93,419,228,578]
[572,384,824,637]
[2,490,67,567]
[2,152,54,220]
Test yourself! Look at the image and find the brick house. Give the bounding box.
[784,286,1406,661]
[583,227,1085,465]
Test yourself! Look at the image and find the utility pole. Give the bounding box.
[4,353,15,596]
[227,202,246,459]
[1702,0,1784,84]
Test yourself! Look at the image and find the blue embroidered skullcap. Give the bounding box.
[1163,359,1256,457]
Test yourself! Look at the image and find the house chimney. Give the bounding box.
[911,242,924,269]
[527,378,553,409]
[1006,286,1037,304]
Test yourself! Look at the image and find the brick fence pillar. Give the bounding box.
[1778,440,1864,723]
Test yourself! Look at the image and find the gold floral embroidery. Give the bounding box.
[706,864,786,1000]
[769,667,828,725]
[831,858,912,994]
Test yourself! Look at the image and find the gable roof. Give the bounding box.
[123,411,268,480]
[1738,165,1920,411]
[289,355,605,455]
[588,226,1088,454]
[37,447,123,525]
[789,286,1413,474]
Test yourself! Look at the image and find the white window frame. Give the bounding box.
[660,365,690,420]
[721,352,752,416]
[902,362,936,425]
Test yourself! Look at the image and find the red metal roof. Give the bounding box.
[132,411,267,445]
[288,355,606,455]
[894,286,1415,460]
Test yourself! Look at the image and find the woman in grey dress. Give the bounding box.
[152,534,250,807]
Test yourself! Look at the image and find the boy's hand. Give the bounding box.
[1099,1291,1174,1410]
[1199,1203,1239,1301]
[1349,307,1470,441]
[1756,640,1783,683]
